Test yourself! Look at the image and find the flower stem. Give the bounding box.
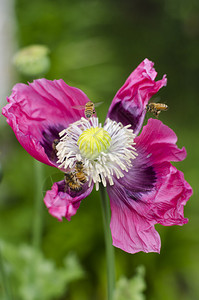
[0,247,13,300]
[99,185,115,300]
[32,160,43,250]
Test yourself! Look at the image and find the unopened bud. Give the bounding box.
[13,45,50,77]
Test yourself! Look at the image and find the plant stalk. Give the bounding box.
[32,160,43,250]
[0,247,13,300]
[99,185,115,300]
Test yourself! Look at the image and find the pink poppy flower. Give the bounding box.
[2,59,192,254]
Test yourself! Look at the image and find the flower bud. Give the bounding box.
[13,45,50,77]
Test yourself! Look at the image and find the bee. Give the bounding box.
[52,139,59,153]
[64,172,82,192]
[64,161,87,192]
[75,161,87,184]
[146,103,168,117]
[72,101,103,119]
[50,139,60,160]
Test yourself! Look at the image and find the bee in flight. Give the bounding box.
[64,161,87,192]
[72,101,103,119]
[146,102,168,117]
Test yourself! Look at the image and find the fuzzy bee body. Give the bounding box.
[64,161,87,192]
[51,138,60,160]
[72,101,103,119]
[64,172,82,192]
[84,101,95,119]
[52,139,59,153]
[146,103,168,117]
[75,161,87,184]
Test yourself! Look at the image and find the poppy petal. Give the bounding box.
[44,180,94,221]
[107,183,161,253]
[135,118,187,164]
[2,79,90,166]
[107,118,192,253]
[107,58,167,135]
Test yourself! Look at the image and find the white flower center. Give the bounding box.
[56,117,137,190]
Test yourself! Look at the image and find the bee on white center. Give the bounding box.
[64,161,87,192]
[75,161,87,184]
[64,172,82,192]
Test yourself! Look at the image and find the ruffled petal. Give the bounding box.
[44,180,94,221]
[2,79,90,166]
[107,58,167,135]
[107,163,191,254]
[133,119,192,226]
[107,145,160,253]
[107,118,192,253]
[107,184,161,254]
[135,118,187,164]
[146,163,192,226]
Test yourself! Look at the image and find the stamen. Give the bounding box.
[56,117,137,190]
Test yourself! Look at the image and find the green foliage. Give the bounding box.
[0,240,84,300]
[0,163,3,183]
[114,266,146,300]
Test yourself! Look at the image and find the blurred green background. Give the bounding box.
[0,0,198,299]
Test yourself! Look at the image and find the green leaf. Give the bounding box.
[114,266,146,300]
[0,240,84,300]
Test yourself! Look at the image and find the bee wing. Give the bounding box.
[42,172,64,196]
[71,105,85,110]
[149,97,168,106]
[93,101,103,108]
[150,97,161,103]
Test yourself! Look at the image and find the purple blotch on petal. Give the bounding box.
[44,179,94,221]
[41,124,65,164]
[114,157,156,207]
[107,58,167,135]
[2,78,90,167]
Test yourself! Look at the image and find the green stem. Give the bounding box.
[99,185,115,300]
[32,160,43,250]
[0,247,12,300]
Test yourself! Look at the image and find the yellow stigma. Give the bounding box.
[77,127,111,159]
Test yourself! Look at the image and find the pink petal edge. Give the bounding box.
[107,58,167,135]
[44,180,94,221]
[2,79,90,166]
[107,117,192,254]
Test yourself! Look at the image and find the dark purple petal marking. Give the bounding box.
[44,179,94,221]
[114,151,156,206]
[57,179,89,198]
[107,59,167,136]
[2,79,90,167]
[107,170,161,254]
[108,101,145,135]
[41,125,65,163]
[107,116,192,254]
